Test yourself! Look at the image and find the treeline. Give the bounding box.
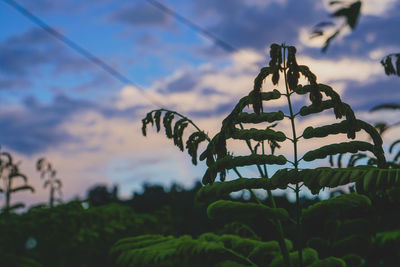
[0,179,318,267]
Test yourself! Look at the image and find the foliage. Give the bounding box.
[142,109,209,165]
[312,0,400,80]
[111,232,297,267]
[311,1,362,52]
[0,201,167,267]
[380,53,400,77]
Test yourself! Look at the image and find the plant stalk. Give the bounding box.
[240,124,292,267]
[283,45,303,267]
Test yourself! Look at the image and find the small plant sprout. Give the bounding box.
[0,147,34,215]
[36,158,62,208]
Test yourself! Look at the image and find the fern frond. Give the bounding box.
[207,200,290,222]
[236,111,284,124]
[269,167,400,193]
[347,153,367,167]
[141,112,154,136]
[198,232,293,266]
[381,55,397,75]
[196,178,274,201]
[173,118,188,151]
[308,257,346,267]
[270,247,318,267]
[202,154,287,184]
[302,193,371,221]
[163,111,174,139]
[298,65,322,106]
[154,110,162,132]
[302,141,374,162]
[332,234,370,257]
[299,100,335,116]
[111,234,256,267]
[186,132,208,165]
[142,109,211,165]
[229,128,286,142]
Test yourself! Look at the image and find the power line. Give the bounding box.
[2,0,164,108]
[146,0,237,53]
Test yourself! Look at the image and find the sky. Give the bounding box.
[1,0,400,207]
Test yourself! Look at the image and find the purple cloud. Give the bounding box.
[109,3,171,27]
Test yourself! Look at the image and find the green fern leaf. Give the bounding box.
[270,247,318,267]
[302,193,371,221]
[154,110,162,132]
[202,154,287,184]
[229,128,286,142]
[173,118,188,151]
[207,200,290,222]
[196,178,274,201]
[302,141,374,162]
[236,111,284,124]
[308,257,346,267]
[141,112,154,136]
[186,131,208,165]
[163,111,174,139]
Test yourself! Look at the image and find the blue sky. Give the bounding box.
[1,0,400,206]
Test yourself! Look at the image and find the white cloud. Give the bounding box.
[298,25,352,49]
[322,0,397,16]
[298,55,383,83]
[361,0,398,16]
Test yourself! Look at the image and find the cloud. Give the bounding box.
[109,3,171,27]
[0,93,144,155]
[298,55,383,83]
[355,0,396,16]
[0,78,31,90]
[0,29,53,76]
[116,49,264,116]
[340,79,400,110]
[0,28,101,91]
[117,48,388,120]
[191,0,326,51]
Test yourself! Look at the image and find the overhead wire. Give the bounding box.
[2,0,238,107]
[146,0,237,53]
[2,0,165,108]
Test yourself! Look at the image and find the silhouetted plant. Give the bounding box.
[142,109,209,165]
[380,53,400,77]
[36,157,62,207]
[0,148,34,214]
[312,1,400,80]
[118,43,398,266]
[311,1,362,52]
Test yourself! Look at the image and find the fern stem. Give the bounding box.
[240,123,292,267]
[5,173,11,215]
[283,45,303,267]
[261,141,268,176]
